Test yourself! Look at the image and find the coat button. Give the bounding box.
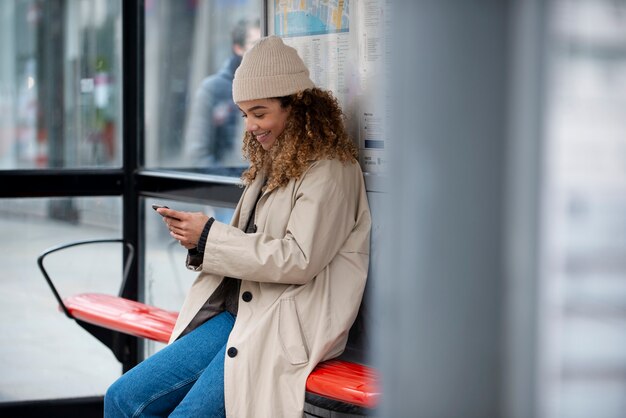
[227,347,238,358]
[242,291,253,302]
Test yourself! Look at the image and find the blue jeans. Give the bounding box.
[104,311,235,418]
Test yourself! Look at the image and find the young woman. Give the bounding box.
[105,36,371,418]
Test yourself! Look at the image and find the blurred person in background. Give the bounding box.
[184,19,260,168]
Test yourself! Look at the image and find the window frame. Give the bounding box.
[0,0,259,385]
[0,1,264,413]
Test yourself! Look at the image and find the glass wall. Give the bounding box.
[143,0,261,175]
[140,0,262,359]
[0,0,124,403]
[0,0,259,405]
[0,0,122,169]
[0,197,122,402]
[142,197,235,357]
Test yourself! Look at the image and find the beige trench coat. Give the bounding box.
[169,159,371,418]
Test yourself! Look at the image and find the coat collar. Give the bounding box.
[237,172,267,230]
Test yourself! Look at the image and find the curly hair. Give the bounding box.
[241,88,358,191]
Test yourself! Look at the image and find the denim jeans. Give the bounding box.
[104,311,235,418]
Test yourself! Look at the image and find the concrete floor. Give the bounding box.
[0,199,221,403]
[0,214,123,402]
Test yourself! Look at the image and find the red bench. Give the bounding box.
[39,240,379,411]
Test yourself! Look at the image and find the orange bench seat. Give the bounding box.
[63,293,379,409]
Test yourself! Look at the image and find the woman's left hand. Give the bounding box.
[157,208,209,250]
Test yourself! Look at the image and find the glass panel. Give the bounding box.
[143,0,261,176]
[540,1,626,417]
[142,197,235,357]
[0,197,122,401]
[0,0,122,169]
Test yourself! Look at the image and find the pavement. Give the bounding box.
[0,199,207,402]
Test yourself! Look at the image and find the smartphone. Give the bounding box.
[152,204,180,220]
[151,204,169,211]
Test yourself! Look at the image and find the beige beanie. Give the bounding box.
[232,36,315,103]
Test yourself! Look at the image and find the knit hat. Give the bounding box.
[232,36,315,103]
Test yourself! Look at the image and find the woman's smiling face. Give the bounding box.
[238,98,291,151]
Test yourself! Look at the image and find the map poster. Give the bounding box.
[274,0,349,37]
[271,0,387,174]
[273,0,351,105]
[351,0,388,173]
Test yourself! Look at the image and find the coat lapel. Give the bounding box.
[237,173,266,230]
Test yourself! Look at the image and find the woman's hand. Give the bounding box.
[157,208,209,250]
